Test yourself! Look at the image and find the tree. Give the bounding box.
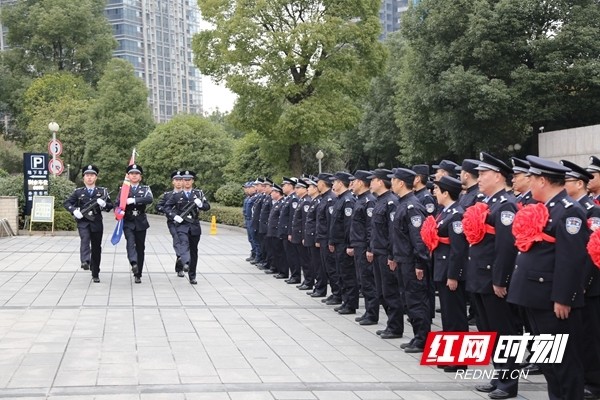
[1,0,117,85]
[137,114,234,197]
[193,0,386,174]
[21,73,94,180]
[85,59,155,189]
[394,0,600,164]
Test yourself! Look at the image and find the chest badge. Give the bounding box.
[566,217,582,234]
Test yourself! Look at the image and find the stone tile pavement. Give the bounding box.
[0,215,550,399]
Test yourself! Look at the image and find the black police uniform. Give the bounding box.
[414,187,437,216]
[64,167,113,279]
[258,188,273,268]
[328,185,357,311]
[292,193,312,287]
[458,184,483,209]
[115,165,154,279]
[251,182,266,263]
[432,203,469,334]
[278,187,300,282]
[315,185,337,297]
[508,171,587,400]
[391,191,431,348]
[156,173,183,273]
[267,194,285,277]
[370,189,401,335]
[303,194,321,290]
[349,188,377,322]
[164,184,210,283]
[243,186,258,260]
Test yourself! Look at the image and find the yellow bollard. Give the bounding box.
[210,215,217,235]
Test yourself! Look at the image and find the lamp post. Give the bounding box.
[316,150,324,174]
[48,121,60,177]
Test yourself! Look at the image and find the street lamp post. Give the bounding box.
[48,121,60,177]
[316,150,324,174]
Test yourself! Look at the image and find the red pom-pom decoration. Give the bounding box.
[462,202,491,245]
[421,215,439,252]
[512,203,554,252]
[587,230,600,269]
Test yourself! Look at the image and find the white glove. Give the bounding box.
[126,198,135,205]
[73,209,83,219]
[174,215,184,223]
[97,198,106,208]
[194,198,203,208]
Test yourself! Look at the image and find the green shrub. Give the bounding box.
[29,209,77,231]
[0,174,76,213]
[214,182,245,207]
[49,176,77,207]
[198,203,244,228]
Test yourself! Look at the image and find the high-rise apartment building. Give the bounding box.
[105,0,203,122]
[379,0,413,40]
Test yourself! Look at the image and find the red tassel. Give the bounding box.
[588,230,600,269]
[463,203,490,245]
[421,215,439,252]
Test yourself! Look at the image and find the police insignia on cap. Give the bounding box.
[390,211,396,222]
[366,208,374,218]
[501,211,515,226]
[566,217,582,234]
[411,215,422,228]
[87,165,92,169]
[344,207,352,217]
[589,217,600,231]
[426,203,435,214]
[452,221,463,234]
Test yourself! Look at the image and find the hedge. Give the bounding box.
[198,203,244,228]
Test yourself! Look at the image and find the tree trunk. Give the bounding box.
[289,142,302,176]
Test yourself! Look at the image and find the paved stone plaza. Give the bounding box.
[0,215,550,400]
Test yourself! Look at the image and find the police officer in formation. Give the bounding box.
[64,165,113,283]
[156,170,184,275]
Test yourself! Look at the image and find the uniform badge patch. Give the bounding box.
[566,217,582,234]
[590,217,600,231]
[328,206,334,214]
[292,202,298,209]
[390,211,396,222]
[500,211,515,226]
[452,221,463,234]
[411,215,422,228]
[303,205,310,212]
[344,207,353,217]
[366,207,374,218]
[426,203,435,214]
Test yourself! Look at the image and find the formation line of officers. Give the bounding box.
[64,164,210,285]
[242,153,600,400]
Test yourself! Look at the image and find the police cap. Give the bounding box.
[388,167,416,184]
[433,160,458,176]
[181,170,196,179]
[526,156,570,178]
[82,164,99,176]
[126,164,143,174]
[330,171,352,186]
[476,152,511,177]
[460,159,480,175]
[349,170,372,184]
[367,169,393,182]
[412,164,430,177]
[434,176,462,198]
[561,160,593,182]
[511,157,530,175]
[587,156,600,173]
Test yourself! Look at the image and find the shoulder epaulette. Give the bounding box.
[585,201,594,210]
[499,196,507,203]
[407,204,414,209]
[387,201,394,205]
[562,198,573,208]
[477,193,485,198]
[452,208,458,214]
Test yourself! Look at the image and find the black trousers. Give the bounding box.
[373,255,403,334]
[398,262,430,346]
[436,280,468,332]
[334,245,358,309]
[303,245,319,287]
[472,293,520,395]
[526,307,583,400]
[78,226,103,278]
[315,240,333,295]
[287,241,302,280]
[296,244,310,285]
[124,227,146,277]
[268,237,286,277]
[177,231,200,279]
[582,296,600,393]
[355,247,379,321]
[255,232,265,263]
[167,222,183,272]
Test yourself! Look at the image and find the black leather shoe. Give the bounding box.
[359,319,378,326]
[380,331,403,339]
[264,269,276,274]
[584,388,600,400]
[321,295,333,303]
[310,292,326,298]
[131,263,138,275]
[488,389,516,399]
[297,285,313,290]
[521,363,542,375]
[183,264,189,273]
[274,274,288,279]
[245,257,255,262]
[376,329,389,336]
[177,271,185,277]
[400,340,415,349]
[325,298,342,305]
[286,278,301,284]
[333,305,345,312]
[92,277,100,283]
[355,315,365,322]
[475,384,496,393]
[190,279,197,285]
[134,276,141,284]
[337,308,356,315]
[404,345,424,353]
[443,365,467,373]
[81,262,90,270]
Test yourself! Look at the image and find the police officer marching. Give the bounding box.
[115,164,153,284]
[64,165,113,283]
[164,170,210,285]
[156,170,184,275]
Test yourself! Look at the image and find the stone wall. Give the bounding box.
[539,124,600,166]
[0,196,19,236]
